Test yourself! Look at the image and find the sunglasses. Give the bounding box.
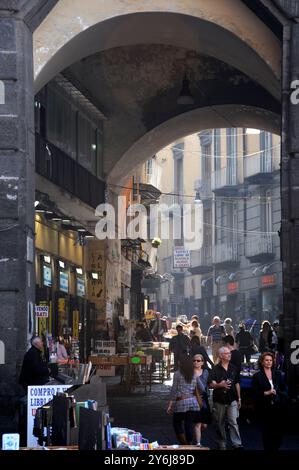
[193,359,203,362]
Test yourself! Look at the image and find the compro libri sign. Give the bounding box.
[173,247,190,268]
[27,385,72,447]
[35,305,49,318]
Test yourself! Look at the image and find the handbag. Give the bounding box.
[194,386,203,408]
[248,342,258,354]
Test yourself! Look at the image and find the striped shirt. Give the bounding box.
[207,325,225,342]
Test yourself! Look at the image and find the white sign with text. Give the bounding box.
[27,385,71,447]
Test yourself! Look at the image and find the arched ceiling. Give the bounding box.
[64,44,280,179]
[108,104,280,185]
[34,3,281,97]
[34,2,282,183]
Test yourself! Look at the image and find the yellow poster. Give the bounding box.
[87,240,106,311]
[58,297,67,335]
[73,309,79,340]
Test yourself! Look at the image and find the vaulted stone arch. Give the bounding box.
[34,0,281,98]
[108,104,280,184]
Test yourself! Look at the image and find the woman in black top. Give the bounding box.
[190,336,214,369]
[252,352,287,450]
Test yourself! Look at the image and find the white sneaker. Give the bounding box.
[196,442,202,447]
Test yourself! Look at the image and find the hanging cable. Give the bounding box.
[161,144,280,159]
[108,183,279,202]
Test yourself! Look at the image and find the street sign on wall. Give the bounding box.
[35,305,49,318]
[173,246,190,268]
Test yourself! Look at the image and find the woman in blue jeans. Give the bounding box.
[167,355,200,444]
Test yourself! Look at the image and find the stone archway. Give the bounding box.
[108,104,280,184]
[34,0,281,98]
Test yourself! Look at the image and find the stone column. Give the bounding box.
[279,0,299,396]
[0,5,35,411]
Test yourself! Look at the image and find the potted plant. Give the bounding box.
[151,237,161,248]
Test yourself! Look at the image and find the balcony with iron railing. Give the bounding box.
[245,233,274,262]
[213,239,239,267]
[211,166,240,195]
[189,245,213,274]
[244,146,280,184]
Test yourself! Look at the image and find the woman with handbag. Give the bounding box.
[252,352,287,450]
[167,355,200,444]
[192,354,211,447]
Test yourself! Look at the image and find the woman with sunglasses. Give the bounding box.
[193,354,211,447]
[167,355,200,445]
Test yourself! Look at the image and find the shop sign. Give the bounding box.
[261,274,276,287]
[95,340,116,355]
[121,255,131,287]
[27,385,72,447]
[76,278,85,297]
[43,265,52,287]
[35,305,49,318]
[228,281,239,294]
[88,242,105,308]
[59,271,69,293]
[173,247,190,268]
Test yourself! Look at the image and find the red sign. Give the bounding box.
[261,274,276,287]
[228,281,239,293]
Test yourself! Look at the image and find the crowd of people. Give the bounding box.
[164,314,287,450]
[19,311,287,450]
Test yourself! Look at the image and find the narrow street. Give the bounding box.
[107,379,299,450]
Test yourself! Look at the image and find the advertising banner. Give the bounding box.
[27,385,72,447]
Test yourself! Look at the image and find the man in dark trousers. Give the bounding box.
[208,346,243,450]
[169,324,191,370]
[19,336,50,391]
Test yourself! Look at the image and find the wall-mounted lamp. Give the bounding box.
[59,260,65,269]
[34,200,40,208]
[228,272,236,281]
[262,265,270,274]
[215,274,227,284]
[201,276,213,288]
[91,272,98,280]
[43,255,51,264]
[45,143,52,157]
[76,267,83,275]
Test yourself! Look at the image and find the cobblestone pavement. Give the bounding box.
[107,378,299,450]
[0,377,298,450]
